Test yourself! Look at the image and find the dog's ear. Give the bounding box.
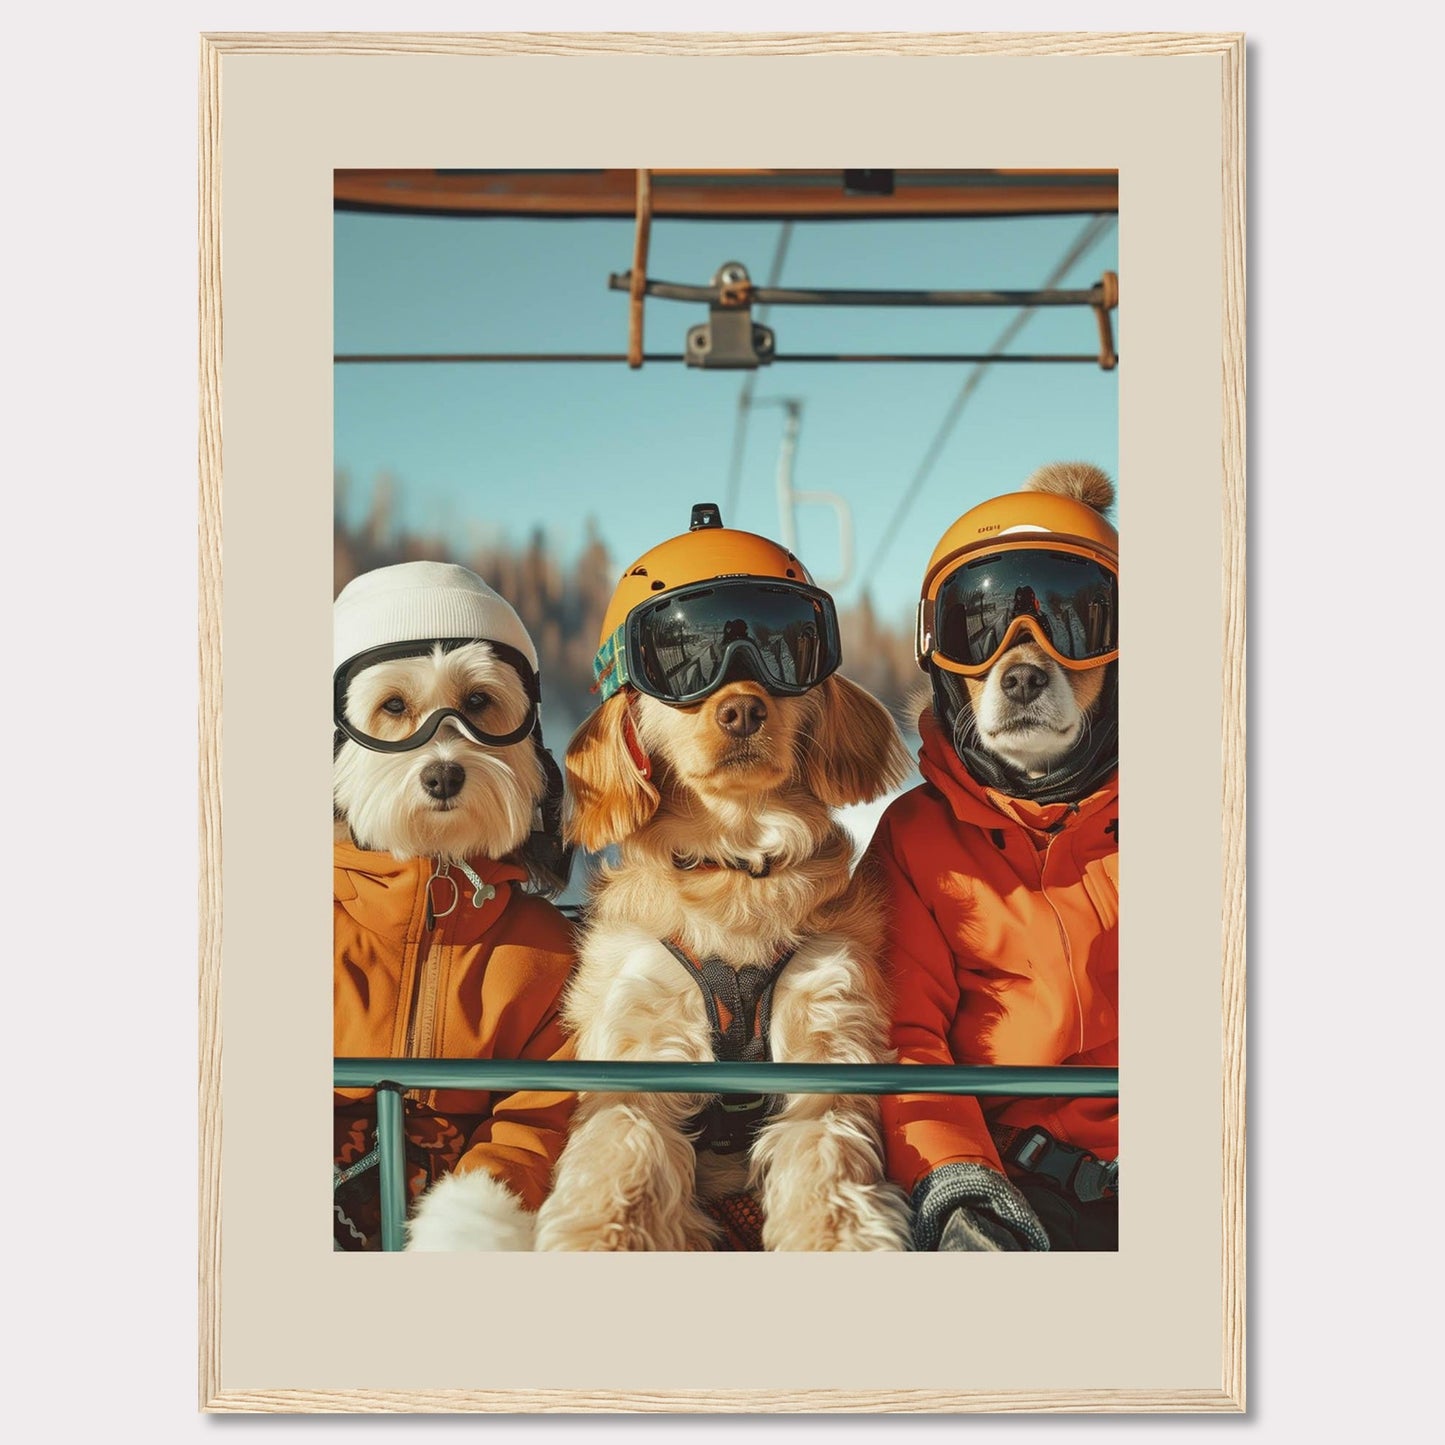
[800,674,913,809]
[564,693,660,851]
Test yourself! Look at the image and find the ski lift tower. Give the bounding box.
[748,398,855,593]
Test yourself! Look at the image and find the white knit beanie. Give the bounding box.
[333,561,539,672]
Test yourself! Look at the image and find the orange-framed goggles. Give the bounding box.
[917,539,1118,677]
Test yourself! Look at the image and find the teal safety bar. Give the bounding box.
[373,1084,409,1254]
[336,1058,1118,1095]
[335,1058,1119,1252]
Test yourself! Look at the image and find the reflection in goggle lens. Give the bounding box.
[936,551,1116,666]
[635,585,832,700]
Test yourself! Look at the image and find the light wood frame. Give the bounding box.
[199,29,1245,1414]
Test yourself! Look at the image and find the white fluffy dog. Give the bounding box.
[332,561,574,1253]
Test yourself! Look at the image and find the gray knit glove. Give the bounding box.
[912,1162,1050,1252]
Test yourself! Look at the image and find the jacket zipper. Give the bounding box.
[402,891,446,1102]
[1031,830,1087,1058]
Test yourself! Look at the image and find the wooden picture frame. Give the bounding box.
[199,30,1245,1413]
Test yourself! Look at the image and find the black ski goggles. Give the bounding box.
[919,543,1118,677]
[333,638,541,753]
[594,578,842,705]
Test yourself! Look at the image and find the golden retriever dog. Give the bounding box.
[534,669,915,1252]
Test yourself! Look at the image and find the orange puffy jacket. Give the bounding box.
[868,710,1118,1196]
[334,843,577,1239]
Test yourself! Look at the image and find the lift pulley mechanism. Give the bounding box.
[668,262,776,369]
[688,261,774,369]
[608,261,1119,371]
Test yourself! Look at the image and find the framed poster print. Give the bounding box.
[199,30,1245,1412]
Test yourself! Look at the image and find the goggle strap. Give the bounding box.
[592,625,631,703]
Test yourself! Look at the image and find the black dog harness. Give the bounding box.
[661,938,796,1156]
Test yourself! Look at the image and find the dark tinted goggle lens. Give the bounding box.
[935,550,1117,665]
[632,583,837,701]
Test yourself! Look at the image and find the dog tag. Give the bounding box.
[452,858,496,909]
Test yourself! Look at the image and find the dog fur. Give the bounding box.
[534,673,916,1251]
[404,1169,538,1252]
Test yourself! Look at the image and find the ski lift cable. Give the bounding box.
[334,351,1110,364]
[862,216,1118,581]
[724,221,794,522]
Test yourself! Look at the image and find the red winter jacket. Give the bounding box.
[867,710,1118,1195]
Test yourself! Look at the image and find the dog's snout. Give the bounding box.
[420,760,466,800]
[1001,662,1050,706]
[715,692,768,738]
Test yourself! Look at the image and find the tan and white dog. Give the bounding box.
[937,462,1117,782]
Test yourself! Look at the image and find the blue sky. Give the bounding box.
[334,205,1118,631]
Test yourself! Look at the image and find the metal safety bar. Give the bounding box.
[616,260,1117,371]
[333,351,1110,365]
[372,1083,409,1255]
[609,274,1112,309]
[336,1058,1119,1251]
[334,268,1118,368]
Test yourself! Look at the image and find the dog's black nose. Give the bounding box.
[1001,663,1050,706]
[715,693,767,738]
[420,761,466,800]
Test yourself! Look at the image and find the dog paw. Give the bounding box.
[405,1169,535,1252]
[534,1217,652,1252]
[535,1199,718,1252]
[763,1180,913,1252]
